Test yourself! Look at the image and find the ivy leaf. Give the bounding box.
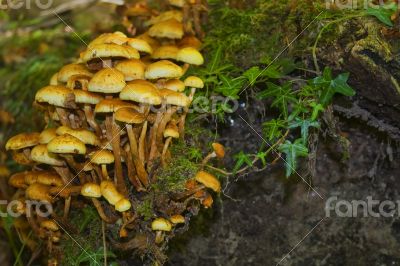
[263,119,286,141]
[233,151,253,173]
[215,74,246,99]
[243,66,262,86]
[271,85,297,118]
[278,139,309,177]
[313,67,355,106]
[367,3,397,27]
[289,117,320,144]
[288,100,309,121]
[309,102,325,121]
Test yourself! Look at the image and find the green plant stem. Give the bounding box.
[13,231,32,266]
[312,14,364,73]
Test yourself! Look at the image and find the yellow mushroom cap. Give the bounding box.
[115,198,132,212]
[88,68,126,94]
[148,19,184,39]
[165,79,185,92]
[137,32,160,51]
[6,132,40,150]
[100,180,123,205]
[164,123,180,138]
[145,60,183,80]
[168,0,185,8]
[115,108,146,124]
[81,183,102,198]
[90,150,114,165]
[73,90,104,105]
[151,45,179,60]
[80,44,140,62]
[125,5,151,16]
[127,38,153,54]
[115,59,146,81]
[178,36,202,50]
[24,171,64,187]
[50,72,59,86]
[194,171,221,193]
[58,64,93,83]
[40,220,59,231]
[35,85,75,108]
[184,76,204,89]
[56,126,100,146]
[47,134,86,155]
[212,143,225,159]
[31,144,64,166]
[26,183,52,202]
[39,128,57,144]
[8,172,27,189]
[159,89,190,107]
[152,218,172,232]
[147,10,183,26]
[88,32,129,48]
[177,47,204,65]
[120,83,162,105]
[170,214,185,224]
[95,99,138,113]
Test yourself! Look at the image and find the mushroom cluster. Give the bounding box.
[4,1,224,263]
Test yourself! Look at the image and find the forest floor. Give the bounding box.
[165,95,400,266]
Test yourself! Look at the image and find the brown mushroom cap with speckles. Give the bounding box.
[148,19,184,39]
[31,144,64,166]
[120,83,162,105]
[35,86,75,108]
[145,60,183,80]
[58,64,93,83]
[115,59,146,81]
[88,68,126,94]
[56,126,100,146]
[95,99,138,114]
[47,134,87,155]
[80,44,140,63]
[6,132,40,151]
[115,108,146,124]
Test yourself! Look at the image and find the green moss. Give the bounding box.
[136,197,154,221]
[155,142,200,192]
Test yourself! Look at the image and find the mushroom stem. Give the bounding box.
[182,63,190,75]
[138,121,148,165]
[107,116,126,195]
[91,198,118,224]
[84,105,101,136]
[63,197,71,219]
[101,165,109,180]
[55,107,70,127]
[148,111,164,171]
[126,124,149,187]
[201,152,216,166]
[156,107,177,150]
[161,137,172,167]
[124,144,144,191]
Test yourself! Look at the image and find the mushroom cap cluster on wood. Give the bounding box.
[4,0,221,263]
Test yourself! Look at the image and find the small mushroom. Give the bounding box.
[161,121,179,167]
[90,150,115,180]
[202,142,225,165]
[194,171,221,193]
[151,217,172,244]
[81,183,102,198]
